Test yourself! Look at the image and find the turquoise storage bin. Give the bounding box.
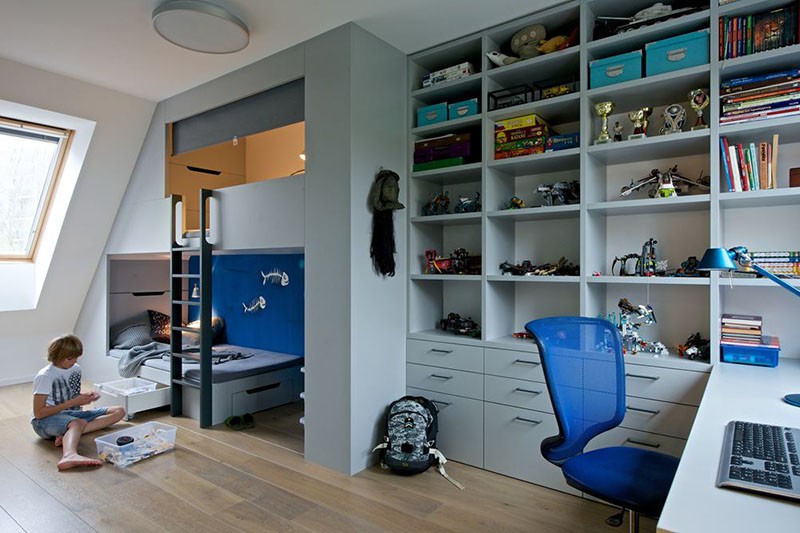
[645,29,709,77]
[589,50,643,89]
[417,102,448,127]
[448,98,479,120]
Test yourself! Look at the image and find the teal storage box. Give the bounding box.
[589,50,643,89]
[417,102,448,127]
[448,98,479,120]
[645,29,709,77]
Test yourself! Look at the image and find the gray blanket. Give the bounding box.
[118,341,171,377]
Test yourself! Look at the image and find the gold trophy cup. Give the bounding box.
[594,101,614,144]
[689,88,710,130]
[628,107,652,140]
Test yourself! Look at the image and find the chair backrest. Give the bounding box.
[525,316,626,466]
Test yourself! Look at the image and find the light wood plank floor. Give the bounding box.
[0,382,656,532]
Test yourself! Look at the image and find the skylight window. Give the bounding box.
[0,118,71,260]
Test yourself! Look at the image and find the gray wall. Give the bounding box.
[77,23,407,475]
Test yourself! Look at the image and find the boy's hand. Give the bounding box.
[74,392,98,406]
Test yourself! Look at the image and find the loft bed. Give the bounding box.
[107,186,305,427]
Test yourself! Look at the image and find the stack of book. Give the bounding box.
[720,313,781,367]
[719,2,799,60]
[719,134,779,191]
[720,68,800,125]
[748,250,800,277]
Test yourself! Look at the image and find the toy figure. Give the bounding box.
[619,165,710,198]
[422,191,450,216]
[612,253,640,276]
[638,238,658,277]
[536,180,579,206]
[613,121,623,142]
[454,192,481,213]
[617,298,668,356]
[440,313,481,338]
[678,332,710,360]
[505,196,526,209]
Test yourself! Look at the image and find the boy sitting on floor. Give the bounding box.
[31,334,126,471]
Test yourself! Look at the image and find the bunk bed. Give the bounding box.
[106,187,304,427]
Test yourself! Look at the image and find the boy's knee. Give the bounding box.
[68,418,88,432]
[112,406,126,420]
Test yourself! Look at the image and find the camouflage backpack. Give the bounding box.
[372,396,463,488]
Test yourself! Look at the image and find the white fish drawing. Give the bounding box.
[243,296,266,313]
[261,269,289,286]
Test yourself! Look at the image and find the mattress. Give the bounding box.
[109,344,303,384]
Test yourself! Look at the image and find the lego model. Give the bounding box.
[619,165,710,198]
[536,180,580,206]
[440,313,481,338]
[422,191,450,216]
[617,297,668,356]
[453,192,481,213]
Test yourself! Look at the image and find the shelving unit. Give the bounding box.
[406,0,800,492]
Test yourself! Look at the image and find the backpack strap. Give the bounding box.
[430,448,464,490]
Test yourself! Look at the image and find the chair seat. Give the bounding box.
[562,446,679,517]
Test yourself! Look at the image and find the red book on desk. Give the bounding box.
[720,335,779,348]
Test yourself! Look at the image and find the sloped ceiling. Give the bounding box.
[0,0,561,101]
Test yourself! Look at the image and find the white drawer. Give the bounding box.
[622,397,698,439]
[624,363,709,406]
[586,426,686,458]
[484,348,544,382]
[483,402,578,495]
[408,386,483,468]
[484,375,553,413]
[94,380,170,420]
[407,339,483,373]
[407,363,483,399]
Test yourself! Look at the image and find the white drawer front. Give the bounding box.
[94,381,170,418]
[407,339,483,373]
[484,403,578,495]
[484,348,543,382]
[408,387,483,468]
[622,396,698,439]
[624,363,709,406]
[484,375,553,413]
[586,426,686,458]
[407,363,483,399]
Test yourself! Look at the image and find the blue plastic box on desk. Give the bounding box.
[589,50,643,89]
[720,336,780,367]
[645,29,710,77]
[416,102,448,127]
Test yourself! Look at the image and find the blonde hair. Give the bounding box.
[47,334,83,363]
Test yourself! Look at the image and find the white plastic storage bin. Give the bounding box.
[95,377,170,420]
[95,421,177,467]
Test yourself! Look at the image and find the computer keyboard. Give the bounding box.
[717,420,800,501]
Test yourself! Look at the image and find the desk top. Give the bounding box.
[657,359,800,532]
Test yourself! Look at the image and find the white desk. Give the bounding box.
[657,359,800,532]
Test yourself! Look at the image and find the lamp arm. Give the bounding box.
[746,263,800,299]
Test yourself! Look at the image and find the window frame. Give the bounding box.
[0,116,73,261]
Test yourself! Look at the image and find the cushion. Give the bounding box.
[109,311,149,344]
[181,316,225,345]
[112,323,153,349]
[148,309,172,343]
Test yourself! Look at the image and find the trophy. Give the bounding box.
[594,101,614,144]
[628,107,652,140]
[660,103,686,135]
[689,88,709,130]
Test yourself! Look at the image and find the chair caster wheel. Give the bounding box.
[125,414,135,421]
[605,510,624,527]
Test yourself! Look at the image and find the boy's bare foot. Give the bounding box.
[57,453,102,471]
[54,436,63,447]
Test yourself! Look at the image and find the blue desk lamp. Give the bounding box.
[698,246,800,407]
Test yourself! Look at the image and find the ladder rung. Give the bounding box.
[172,273,200,279]
[173,326,201,333]
[172,378,200,389]
[172,300,200,306]
[172,246,199,252]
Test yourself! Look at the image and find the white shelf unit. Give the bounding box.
[406,0,800,489]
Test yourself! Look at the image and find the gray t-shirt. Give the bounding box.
[32,363,82,408]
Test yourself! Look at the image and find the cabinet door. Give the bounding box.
[484,348,544,382]
[483,402,579,495]
[407,363,483,399]
[408,386,483,468]
[622,396,698,439]
[586,426,686,458]
[624,363,709,406]
[407,339,484,373]
[484,375,553,413]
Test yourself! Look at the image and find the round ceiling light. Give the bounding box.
[152,0,249,54]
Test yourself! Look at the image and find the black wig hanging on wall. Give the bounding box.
[368,169,405,277]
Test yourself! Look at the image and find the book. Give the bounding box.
[721,80,800,104]
[720,137,734,192]
[728,144,743,191]
[722,92,800,112]
[721,68,800,91]
[759,142,769,189]
[721,98,800,116]
[736,143,749,191]
[721,313,763,326]
[749,143,759,190]
[721,335,780,349]
[719,105,800,124]
[771,133,779,188]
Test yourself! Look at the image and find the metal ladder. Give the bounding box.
[169,189,213,428]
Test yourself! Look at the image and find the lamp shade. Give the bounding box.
[698,247,737,271]
[152,0,249,54]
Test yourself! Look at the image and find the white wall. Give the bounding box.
[76,24,407,476]
[0,58,154,385]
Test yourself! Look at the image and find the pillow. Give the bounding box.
[109,311,149,344]
[181,316,225,346]
[148,309,172,343]
[112,323,153,349]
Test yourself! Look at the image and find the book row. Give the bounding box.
[719,2,799,60]
[719,135,779,192]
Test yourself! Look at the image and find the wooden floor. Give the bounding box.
[0,382,656,532]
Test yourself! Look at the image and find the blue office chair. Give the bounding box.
[524,316,679,533]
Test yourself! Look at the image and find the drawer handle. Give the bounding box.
[514,388,542,396]
[514,416,542,425]
[430,374,453,380]
[432,400,452,407]
[605,65,624,78]
[625,438,661,449]
[625,373,660,381]
[626,405,661,416]
[514,359,540,366]
[429,348,453,354]
[667,47,687,62]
